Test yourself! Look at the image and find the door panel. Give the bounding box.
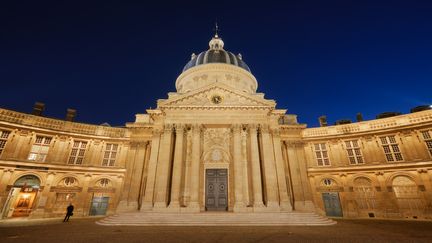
[205,169,228,211]
[90,196,109,216]
[322,192,343,217]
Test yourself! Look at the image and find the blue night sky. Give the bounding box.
[1,1,431,127]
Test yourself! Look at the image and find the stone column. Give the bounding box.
[141,129,162,211]
[241,128,250,206]
[233,124,245,211]
[169,124,185,210]
[249,124,265,209]
[129,142,148,209]
[138,143,151,210]
[188,124,201,211]
[181,128,192,207]
[117,142,138,211]
[271,128,292,211]
[154,124,174,209]
[259,124,279,210]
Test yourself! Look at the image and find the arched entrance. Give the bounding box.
[1,175,41,218]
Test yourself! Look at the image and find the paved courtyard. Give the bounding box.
[1,217,432,242]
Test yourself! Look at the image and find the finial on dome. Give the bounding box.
[214,22,219,38]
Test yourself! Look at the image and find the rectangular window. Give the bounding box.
[0,130,11,155]
[28,136,52,162]
[345,140,364,165]
[68,141,87,165]
[102,143,118,166]
[380,136,403,162]
[421,130,432,157]
[313,143,330,166]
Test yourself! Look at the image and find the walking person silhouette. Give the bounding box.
[63,203,74,222]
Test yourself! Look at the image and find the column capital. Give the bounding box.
[259,124,270,134]
[248,124,259,132]
[164,124,174,132]
[284,140,304,148]
[231,124,242,133]
[175,124,185,133]
[191,124,202,132]
[270,127,280,137]
[152,128,162,136]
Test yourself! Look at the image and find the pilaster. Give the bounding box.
[141,128,162,211]
[154,124,174,209]
[249,124,265,210]
[271,128,292,211]
[187,124,201,211]
[232,124,245,211]
[259,124,279,211]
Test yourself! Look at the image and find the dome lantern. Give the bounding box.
[209,35,224,51]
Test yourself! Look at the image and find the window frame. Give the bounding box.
[27,135,52,162]
[68,140,88,165]
[344,140,365,165]
[379,135,404,162]
[0,130,11,156]
[313,143,331,166]
[420,130,432,158]
[102,143,118,167]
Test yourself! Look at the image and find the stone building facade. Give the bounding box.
[0,34,431,221]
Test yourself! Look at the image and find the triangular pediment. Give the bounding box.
[158,83,275,109]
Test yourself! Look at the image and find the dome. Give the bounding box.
[182,35,251,73]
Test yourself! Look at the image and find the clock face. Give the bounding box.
[211,95,223,104]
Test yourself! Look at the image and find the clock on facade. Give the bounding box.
[211,95,223,104]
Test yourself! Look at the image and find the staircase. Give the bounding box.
[97,212,336,226]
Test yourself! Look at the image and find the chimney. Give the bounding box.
[356,113,363,122]
[318,115,327,127]
[65,108,77,122]
[32,102,45,116]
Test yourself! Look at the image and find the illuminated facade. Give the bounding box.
[0,34,431,223]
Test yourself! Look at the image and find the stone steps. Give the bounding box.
[97,212,336,226]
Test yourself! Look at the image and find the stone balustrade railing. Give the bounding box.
[0,108,127,138]
[302,110,432,138]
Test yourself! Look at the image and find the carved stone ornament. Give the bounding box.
[203,128,231,164]
[159,84,275,109]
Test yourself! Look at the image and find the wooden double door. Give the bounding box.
[205,169,228,211]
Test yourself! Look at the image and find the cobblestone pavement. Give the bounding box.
[1,218,432,243]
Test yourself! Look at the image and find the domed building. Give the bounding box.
[0,33,431,224]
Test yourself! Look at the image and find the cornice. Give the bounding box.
[0,160,127,174]
[302,110,432,140]
[307,160,432,174]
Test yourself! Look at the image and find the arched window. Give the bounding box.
[322,178,336,187]
[62,177,78,187]
[98,178,111,188]
[14,175,40,188]
[353,177,376,210]
[392,176,424,216]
